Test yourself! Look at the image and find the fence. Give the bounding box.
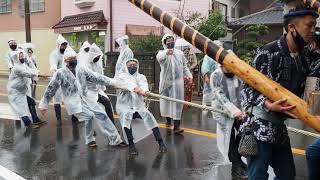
[105,52,160,91]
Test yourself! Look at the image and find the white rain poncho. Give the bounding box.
[39,49,122,145]
[201,55,218,105]
[21,43,36,66]
[4,38,18,70]
[49,35,70,104]
[201,40,221,105]
[114,35,134,78]
[76,41,91,67]
[210,67,242,163]
[116,58,158,143]
[7,50,38,118]
[86,43,109,96]
[156,34,192,120]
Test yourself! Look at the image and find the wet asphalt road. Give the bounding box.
[0,76,316,180]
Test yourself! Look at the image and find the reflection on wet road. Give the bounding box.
[0,77,315,179]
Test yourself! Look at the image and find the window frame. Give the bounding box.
[0,0,12,14]
[217,2,228,19]
[30,0,45,13]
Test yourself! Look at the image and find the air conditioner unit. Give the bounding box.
[74,0,96,8]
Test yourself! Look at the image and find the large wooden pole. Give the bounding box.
[128,0,320,132]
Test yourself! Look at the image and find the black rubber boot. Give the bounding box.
[27,96,46,126]
[54,104,62,127]
[22,116,39,129]
[88,141,97,148]
[128,143,138,156]
[152,127,167,153]
[231,165,248,179]
[21,116,32,127]
[173,120,184,134]
[165,117,172,127]
[124,127,138,156]
[29,105,46,126]
[158,140,167,153]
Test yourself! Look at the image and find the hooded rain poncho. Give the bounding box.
[116,58,158,143]
[7,50,38,118]
[156,34,192,120]
[210,67,242,163]
[114,35,134,78]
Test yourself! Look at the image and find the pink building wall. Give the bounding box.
[61,0,210,51]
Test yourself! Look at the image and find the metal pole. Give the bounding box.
[25,0,31,42]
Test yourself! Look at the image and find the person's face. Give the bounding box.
[127,61,137,68]
[115,41,119,49]
[60,43,67,50]
[288,15,317,43]
[93,55,101,63]
[165,37,175,49]
[19,52,24,60]
[9,42,17,50]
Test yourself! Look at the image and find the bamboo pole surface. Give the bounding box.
[128,0,320,132]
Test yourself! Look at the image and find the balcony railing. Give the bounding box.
[74,0,95,8]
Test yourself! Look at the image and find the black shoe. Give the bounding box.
[173,128,184,134]
[232,166,248,179]
[158,142,167,154]
[88,141,97,148]
[129,145,138,156]
[165,118,172,127]
[34,119,47,126]
[118,142,128,147]
[173,120,184,135]
[93,130,97,137]
[31,124,40,129]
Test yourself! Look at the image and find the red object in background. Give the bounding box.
[184,77,194,110]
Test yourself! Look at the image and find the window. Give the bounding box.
[217,2,227,18]
[31,0,45,12]
[0,0,12,14]
[20,0,45,16]
[212,1,228,21]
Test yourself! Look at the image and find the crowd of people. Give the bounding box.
[2,1,320,180]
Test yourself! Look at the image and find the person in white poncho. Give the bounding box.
[116,58,167,156]
[39,48,126,148]
[210,65,247,179]
[156,34,193,134]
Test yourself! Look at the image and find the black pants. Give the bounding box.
[98,94,115,124]
[228,120,243,167]
[26,96,39,123]
[124,112,162,144]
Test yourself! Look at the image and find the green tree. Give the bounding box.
[184,11,206,30]
[90,31,105,52]
[237,24,269,64]
[129,32,162,53]
[69,33,81,52]
[197,11,228,41]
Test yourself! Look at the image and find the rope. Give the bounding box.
[287,126,320,138]
[146,91,229,115]
[109,92,320,138]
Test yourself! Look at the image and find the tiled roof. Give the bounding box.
[52,10,107,29]
[229,6,283,26]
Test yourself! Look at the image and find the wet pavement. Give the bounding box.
[0,77,316,180]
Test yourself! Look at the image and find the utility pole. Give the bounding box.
[25,0,31,42]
